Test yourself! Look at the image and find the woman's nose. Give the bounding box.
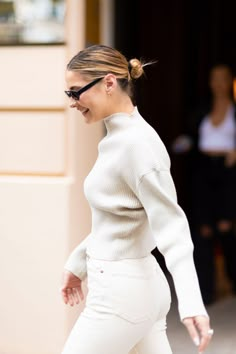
[69,99,77,108]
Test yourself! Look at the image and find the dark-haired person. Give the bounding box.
[61,45,213,354]
[173,64,236,305]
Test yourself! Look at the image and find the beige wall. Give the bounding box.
[0,1,106,353]
[0,111,65,174]
[0,46,65,109]
[0,178,72,354]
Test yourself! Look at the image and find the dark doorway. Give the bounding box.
[114,0,236,282]
[114,0,236,211]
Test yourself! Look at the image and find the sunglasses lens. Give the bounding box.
[71,92,79,100]
[65,91,79,100]
[65,91,71,98]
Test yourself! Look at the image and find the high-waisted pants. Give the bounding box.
[62,254,172,354]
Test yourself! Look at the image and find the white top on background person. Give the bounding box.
[61,44,213,353]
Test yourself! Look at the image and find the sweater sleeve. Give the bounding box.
[137,168,208,320]
[64,233,92,280]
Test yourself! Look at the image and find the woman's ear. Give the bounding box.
[104,74,117,95]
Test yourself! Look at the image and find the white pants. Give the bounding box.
[62,254,172,354]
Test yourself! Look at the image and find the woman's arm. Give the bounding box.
[60,234,92,306]
[137,168,206,319]
[137,168,212,352]
[64,233,92,280]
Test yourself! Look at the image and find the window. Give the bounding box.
[0,0,65,44]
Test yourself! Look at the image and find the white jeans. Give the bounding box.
[62,254,172,354]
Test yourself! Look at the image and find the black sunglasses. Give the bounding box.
[64,77,104,100]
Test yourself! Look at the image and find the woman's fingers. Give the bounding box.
[194,316,212,352]
[198,329,212,353]
[67,288,75,306]
[61,287,84,306]
[72,288,80,304]
[183,316,213,353]
[183,317,200,347]
[61,287,69,305]
[60,270,84,305]
[77,286,84,301]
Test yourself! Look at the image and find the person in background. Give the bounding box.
[60,44,213,354]
[173,64,236,305]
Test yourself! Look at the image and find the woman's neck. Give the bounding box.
[210,97,233,126]
[212,95,232,106]
[104,91,135,118]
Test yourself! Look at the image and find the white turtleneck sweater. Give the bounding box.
[65,107,207,320]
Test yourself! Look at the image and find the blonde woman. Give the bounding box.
[61,45,213,354]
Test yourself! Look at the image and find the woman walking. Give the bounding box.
[61,45,213,354]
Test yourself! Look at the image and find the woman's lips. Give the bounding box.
[80,108,89,115]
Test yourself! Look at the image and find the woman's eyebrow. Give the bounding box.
[69,85,81,90]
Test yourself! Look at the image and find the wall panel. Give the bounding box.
[0,111,66,175]
[0,46,66,108]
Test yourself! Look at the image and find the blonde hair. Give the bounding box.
[67,45,147,97]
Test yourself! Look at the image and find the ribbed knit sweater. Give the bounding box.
[65,107,207,320]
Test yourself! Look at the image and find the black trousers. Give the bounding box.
[193,228,236,304]
[190,153,236,303]
[191,153,236,224]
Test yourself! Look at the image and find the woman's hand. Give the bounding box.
[182,315,213,353]
[171,135,193,154]
[60,270,84,306]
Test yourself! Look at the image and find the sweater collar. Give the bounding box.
[103,106,140,133]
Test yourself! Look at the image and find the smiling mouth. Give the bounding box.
[80,108,89,115]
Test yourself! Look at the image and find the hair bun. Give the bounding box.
[128,58,144,79]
